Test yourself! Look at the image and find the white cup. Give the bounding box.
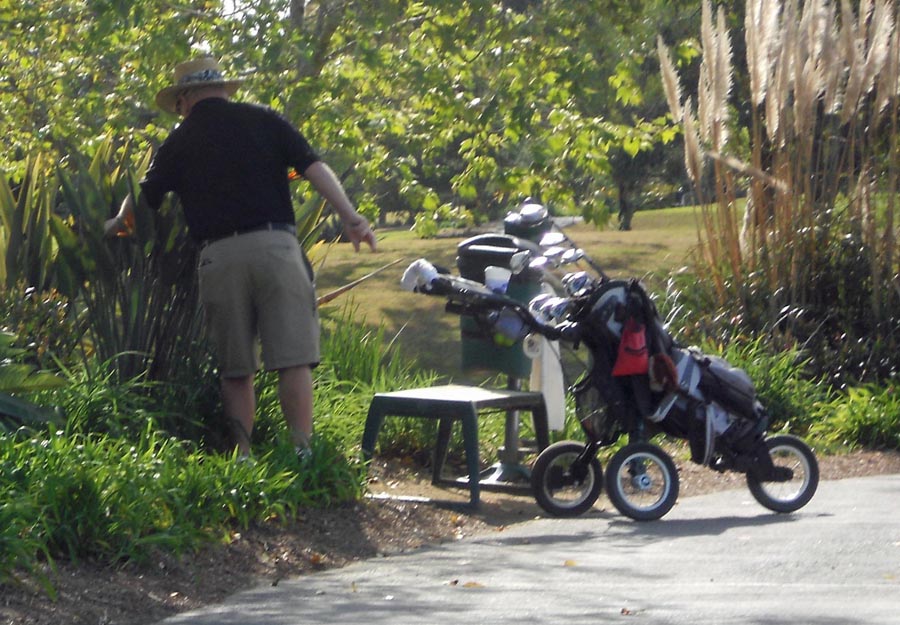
[484,265,512,294]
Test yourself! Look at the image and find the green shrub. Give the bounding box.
[0,282,83,372]
[0,422,367,575]
[0,485,53,596]
[714,337,833,436]
[811,385,900,451]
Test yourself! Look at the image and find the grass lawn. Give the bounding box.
[314,206,701,380]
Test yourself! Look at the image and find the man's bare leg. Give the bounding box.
[277,365,314,449]
[221,374,256,456]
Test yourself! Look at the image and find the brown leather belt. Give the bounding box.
[201,222,295,248]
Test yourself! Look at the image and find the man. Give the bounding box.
[105,57,377,457]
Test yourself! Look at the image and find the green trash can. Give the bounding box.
[456,234,544,378]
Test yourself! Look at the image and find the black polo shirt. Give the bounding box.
[140,98,320,241]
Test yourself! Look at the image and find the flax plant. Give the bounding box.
[0,156,57,292]
[659,0,900,383]
[53,138,205,385]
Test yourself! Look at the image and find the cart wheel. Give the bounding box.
[531,441,603,517]
[747,434,819,513]
[605,442,679,521]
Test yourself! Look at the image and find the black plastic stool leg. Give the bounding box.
[361,404,387,460]
[433,417,454,484]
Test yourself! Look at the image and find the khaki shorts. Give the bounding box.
[197,229,319,377]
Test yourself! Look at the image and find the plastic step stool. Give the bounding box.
[361,384,549,507]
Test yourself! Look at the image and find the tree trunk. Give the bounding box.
[617,186,633,231]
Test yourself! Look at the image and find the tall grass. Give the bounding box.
[249,301,440,453]
[0,485,53,596]
[659,0,900,384]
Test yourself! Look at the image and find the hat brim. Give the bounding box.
[155,80,243,113]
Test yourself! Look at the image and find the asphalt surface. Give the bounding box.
[158,475,900,625]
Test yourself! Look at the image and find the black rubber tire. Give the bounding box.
[605,442,679,521]
[746,434,819,513]
[531,441,603,517]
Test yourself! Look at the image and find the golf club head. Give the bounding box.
[562,271,591,295]
[518,202,548,224]
[560,248,585,264]
[538,231,566,247]
[538,296,571,322]
[543,246,567,264]
[509,250,531,275]
[528,293,555,316]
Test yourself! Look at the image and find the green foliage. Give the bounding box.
[0,282,83,372]
[320,302,423,387]
[265,436,365,508]
[0,332,66,394]
[0,156,57,291]
[0,1,195,166]
[0,308,420,584]
[669,203,900,386]
[413,204,476,239]
[811,385,900,451]
[0,329,66,434]
[0,486,54,596]
[0,0,692,233]
[0,394,63,436]
[304,0,618,224]
[57,130,216,389]
[0,422,364,571]
[48,360,191,441]
[53,138,206,385]
[0,137,208,395]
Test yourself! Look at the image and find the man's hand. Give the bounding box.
[344,218,377,252]
[104,215,128,238]
[302,162,377,252]
[104,196,135,238]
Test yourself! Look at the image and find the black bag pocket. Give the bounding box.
[697,355,757,420]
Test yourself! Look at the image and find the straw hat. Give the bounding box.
[155,57,243,113]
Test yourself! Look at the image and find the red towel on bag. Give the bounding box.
[612,318,649,376]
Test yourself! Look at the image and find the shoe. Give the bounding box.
[295,445,313,463]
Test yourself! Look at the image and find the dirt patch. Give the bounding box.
[2,448,899,625]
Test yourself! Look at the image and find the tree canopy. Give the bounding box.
[1,0,694,230]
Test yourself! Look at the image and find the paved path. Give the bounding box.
[158,475,900,625]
